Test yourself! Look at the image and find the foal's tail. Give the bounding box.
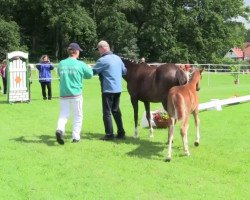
[167,92,185,121]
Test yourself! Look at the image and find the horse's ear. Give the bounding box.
[200,68,204,74]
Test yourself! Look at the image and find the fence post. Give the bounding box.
[207,64,210,86]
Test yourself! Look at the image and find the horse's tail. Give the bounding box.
[176,69,188,85]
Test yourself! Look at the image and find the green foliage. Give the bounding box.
[219,57,247,64]
[95,3,139,58]
[229,65,241,81]
[0,0,249,62]
[0,18,27,60]
[246,29,250,41]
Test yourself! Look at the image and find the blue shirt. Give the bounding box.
[36,61,54,82]
[92,52,127,93]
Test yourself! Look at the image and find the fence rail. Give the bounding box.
[28,63,250,83]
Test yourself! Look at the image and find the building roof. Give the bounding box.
[232,47,244,58]
[224,47,244,59]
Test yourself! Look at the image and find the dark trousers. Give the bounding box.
[40,82,52,99]
[2,77,7,94]
[102,93,125,136]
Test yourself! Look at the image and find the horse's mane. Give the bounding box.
[120,57,138,63]
[121,57,152,67]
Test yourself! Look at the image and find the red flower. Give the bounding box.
[153,110,169,122]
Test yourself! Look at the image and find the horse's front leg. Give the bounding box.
[131,97,139,138]
[193,109,200,146]
[144,101,154,138]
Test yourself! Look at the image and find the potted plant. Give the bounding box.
[152,109,169,128]
[229,65,240,84]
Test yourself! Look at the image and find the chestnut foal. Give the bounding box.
[166,68,203,161]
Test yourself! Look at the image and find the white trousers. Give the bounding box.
[57,96,83,140]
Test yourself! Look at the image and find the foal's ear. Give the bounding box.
[199,68,204,74]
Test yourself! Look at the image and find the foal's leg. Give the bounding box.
[144,101,154,138]
[166,118,175,162]
[131,97,139,138]
[180,117,190,156]
[193,109,200,146]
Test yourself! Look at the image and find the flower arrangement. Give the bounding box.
[152,109,169,128]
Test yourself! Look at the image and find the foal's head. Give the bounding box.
[190,68,204,91]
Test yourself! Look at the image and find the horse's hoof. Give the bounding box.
[194,141,199,146]
[133,135,139,139]
[149,135,154,138]
[185,152,190,156]
[165,157,171,162]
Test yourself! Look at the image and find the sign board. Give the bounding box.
[7,51,30,103]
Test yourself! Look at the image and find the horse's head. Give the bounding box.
[190,68,203,91]
[196,68,203,91]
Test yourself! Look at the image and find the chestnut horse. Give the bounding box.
[166,68,203,161]
[121,58,188,138]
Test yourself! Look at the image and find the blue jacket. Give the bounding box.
[36,61,54,82]
[92,52,127,93]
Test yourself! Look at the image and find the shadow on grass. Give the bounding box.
[11,135,57,146]
[83,132,178,160]
[11,132,73,146]
[11,132,184,159]
[0,100,9,104]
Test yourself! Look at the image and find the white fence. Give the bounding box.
[141,95,250,128]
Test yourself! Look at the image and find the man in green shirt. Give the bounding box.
[55,43,93,145]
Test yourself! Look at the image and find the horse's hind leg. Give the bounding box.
[144,101,154,138]
[131,97,139,138]
[166,118,175,162]
[193,109,200,146]
[180,117,190,156]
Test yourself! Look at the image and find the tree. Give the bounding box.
[0,18,27,60]
[246,29,250,41]
[177,0,247,63]
[0,0,249,63]
[129,0,248,62]
[84,0,139,58]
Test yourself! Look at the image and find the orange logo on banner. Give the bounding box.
[15,76,22,84]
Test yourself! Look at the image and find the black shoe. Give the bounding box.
[48,97,52,100]
[72,139,80,143]
[115,134,126,139]
[43,97,47,100]
[100,135,114,141]
[56,130,64,145]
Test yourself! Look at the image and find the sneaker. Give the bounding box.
[72,139,80,143]
[115,134,126,139]
[100,134,114,141]
[56,130,64,145]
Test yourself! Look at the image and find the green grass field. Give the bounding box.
[0,71,249,200]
